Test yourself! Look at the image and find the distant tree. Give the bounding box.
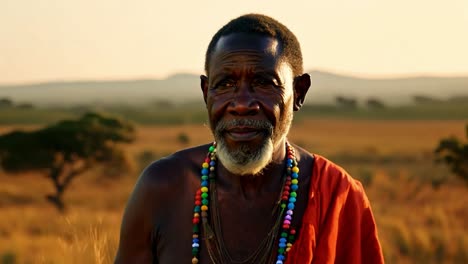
[16,102,34,109]
[153,99,174,109]
[366,98,386,109]
[447,95,468,103]
[177,132,190,145]
[434,124,468,185]
[413,95,442,104]
[335,96,358,109]
[0,112,135,211]
[0,98,13,108]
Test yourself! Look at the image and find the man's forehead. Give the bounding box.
[213,33,280,57]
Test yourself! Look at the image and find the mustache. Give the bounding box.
[215,119,273,135]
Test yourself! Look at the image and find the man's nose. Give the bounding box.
[227,82,260,116]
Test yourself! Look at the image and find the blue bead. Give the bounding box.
[289,197,296,203]
[201,168,209,175]
[279,238,287,243]
[292,172,299,178]
[201,180,209,187]
[210,161,216,166]
[291,184,299,191]
[279,242,286,248]
[278,254,285,260]
[288,203,295,210]
[193,238,199,243]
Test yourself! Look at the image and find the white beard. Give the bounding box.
[216,137,274,176]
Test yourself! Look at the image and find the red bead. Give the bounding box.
[282,224,290,229]
[205,158,210,163]
[285,180,291,186]
[195,201,201,206]
[195,195,201,200]
[290,229,296,235]
[282,195,289,200]
[284,186,290,191]
[196,189,201,195]
[193,218,200,224]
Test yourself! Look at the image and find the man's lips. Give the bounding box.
[225,127,262,141]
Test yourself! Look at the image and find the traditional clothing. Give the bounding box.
[286,155,384,264]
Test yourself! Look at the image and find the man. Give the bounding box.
[115,14,384,264]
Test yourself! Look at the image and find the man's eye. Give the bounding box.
[252,78,272,87]
[216,80,236,88]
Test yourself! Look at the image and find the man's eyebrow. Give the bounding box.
[253,70,284,84]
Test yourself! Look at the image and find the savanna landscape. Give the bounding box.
[0,72,467,264]
[0,113,467,263]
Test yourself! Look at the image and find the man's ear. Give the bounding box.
[200,75,208,104]
[293,73,311,111]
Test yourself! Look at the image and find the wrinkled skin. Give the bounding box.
[115,33,312,263]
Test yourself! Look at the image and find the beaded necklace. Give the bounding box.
[191,142,300,264]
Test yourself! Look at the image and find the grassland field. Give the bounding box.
[0,119,467,264]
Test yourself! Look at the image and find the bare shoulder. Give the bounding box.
[115,144,212,263]
[134,143,212,195]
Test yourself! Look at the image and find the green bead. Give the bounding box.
[192,248,199,254]
[192,225,199,232]
[278,248,285,254]
[201,193,208,198]
[201,175,208,180]
[281,204,286,209]
[289,235,295,241]
[290,192,297,197]
[209,146,215,152]
[202,199,209,205]
[281,232,288,237]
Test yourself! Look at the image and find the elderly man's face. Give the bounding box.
[201,33,297,175]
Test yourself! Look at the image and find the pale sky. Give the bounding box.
[1,0,468,84]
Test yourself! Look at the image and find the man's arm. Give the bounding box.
[115,162,167,263]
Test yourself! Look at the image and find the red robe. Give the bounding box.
[285,155,384,264]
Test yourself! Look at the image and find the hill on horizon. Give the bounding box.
[0,71,467,106]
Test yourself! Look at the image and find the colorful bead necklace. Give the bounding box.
[191,142,300,264]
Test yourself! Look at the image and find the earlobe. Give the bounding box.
[200,75,208,104]
[293,73,311,111]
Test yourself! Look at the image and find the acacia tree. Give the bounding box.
[0,112,135,211]
[434,124,468,185]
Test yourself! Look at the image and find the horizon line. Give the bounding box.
[2,69,468,87]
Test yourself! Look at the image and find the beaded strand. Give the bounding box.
[191,142,300,264]
[275,144,299,264]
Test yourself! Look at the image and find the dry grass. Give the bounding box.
[0,120,467,263]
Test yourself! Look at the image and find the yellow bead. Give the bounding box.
[287,243,293,247]
[194,213,200,218]
[201,187,208,193]
[292,166,299,173]
[201,205,208,211]
[286,247,291,252]
[202,163,209,168]
[192,257,199,264]
[193,234,199,238]
[291,179,298,185]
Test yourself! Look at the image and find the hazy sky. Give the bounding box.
[1,0,468,84]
